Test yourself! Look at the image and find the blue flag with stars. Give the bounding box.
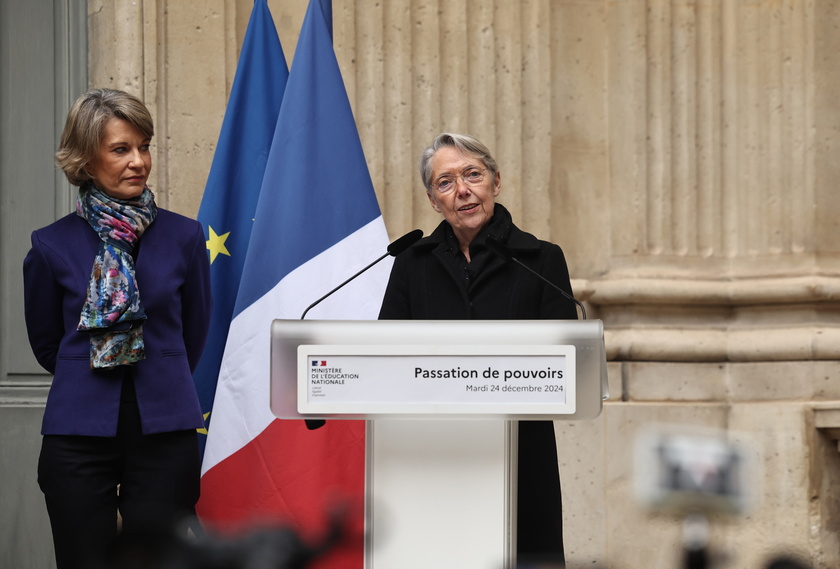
[194,0,288,449]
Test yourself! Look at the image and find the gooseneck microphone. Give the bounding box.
[300,229,423,320]
[300,229,423,430]
[385,228,426,256]
[485,237,587,320]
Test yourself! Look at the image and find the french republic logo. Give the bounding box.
[311,360,327,367]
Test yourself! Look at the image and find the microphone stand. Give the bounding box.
[486,237,587,320]
[299,229,423,429]
[300,229,423,320]
[300,253,389,320]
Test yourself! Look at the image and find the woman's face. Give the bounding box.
[87,117,152,200]
[427,145,501,246]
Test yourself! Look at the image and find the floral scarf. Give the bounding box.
[76,183,157,369]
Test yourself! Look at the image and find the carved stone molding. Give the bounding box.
[575,275,840,362]
[604,326,840,362]
[589,276,840,307]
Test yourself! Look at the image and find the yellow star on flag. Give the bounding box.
[206,226,231,264]
[197,411,210,435]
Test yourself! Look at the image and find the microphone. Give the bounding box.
[300,228,422,430]
[300,229,423,320]
[486,237,587,320]
[386,228,425,256]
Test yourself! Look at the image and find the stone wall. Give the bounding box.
[86,1,840,567]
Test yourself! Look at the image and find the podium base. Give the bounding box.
[366,419,516,569]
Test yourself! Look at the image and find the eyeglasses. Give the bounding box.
[430,167,487,194]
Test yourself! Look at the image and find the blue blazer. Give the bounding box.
[23,209,212,436]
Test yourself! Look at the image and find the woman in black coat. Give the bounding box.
[379,132,579,565]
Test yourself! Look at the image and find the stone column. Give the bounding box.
[599,0,840,360]
[573,2,840,568]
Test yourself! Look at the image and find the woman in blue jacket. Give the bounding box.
[23,88,211,569]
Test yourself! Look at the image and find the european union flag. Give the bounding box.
[194,0,288,449]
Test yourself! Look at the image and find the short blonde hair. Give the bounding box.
[55,89,154,187]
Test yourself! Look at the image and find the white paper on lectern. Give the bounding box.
[297,344,576,415]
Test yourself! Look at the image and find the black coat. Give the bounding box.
[378,204,576,563]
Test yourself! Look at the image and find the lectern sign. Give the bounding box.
[297,344,576,415]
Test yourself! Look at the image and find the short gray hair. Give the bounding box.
[419,133,499,192]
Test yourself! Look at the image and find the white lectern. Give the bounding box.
[270,319,608,569]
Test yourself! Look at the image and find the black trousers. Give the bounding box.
[38,381,200,569]
[517,420,565,566]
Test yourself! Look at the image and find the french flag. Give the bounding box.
[197,0,391,566]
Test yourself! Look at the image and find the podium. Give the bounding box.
[270,319,608,569]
